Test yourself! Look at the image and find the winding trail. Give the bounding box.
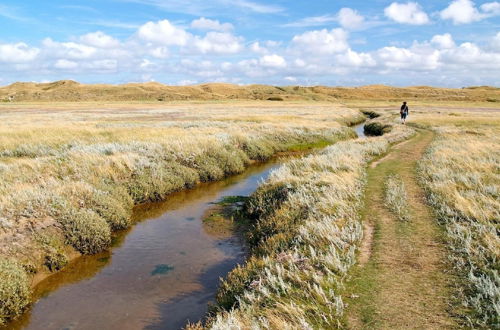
[344,129,458,329]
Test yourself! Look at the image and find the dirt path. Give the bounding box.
[344,129,458,329]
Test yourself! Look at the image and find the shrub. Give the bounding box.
[44,248,68,272]
[241,139,275,161]
[58,207,111,254]
[0,258,31,325]
[89,189,132,230]
[128,162,199,203]
[364,122,392,136]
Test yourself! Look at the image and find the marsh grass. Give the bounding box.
[0,103,363,325]
[384,174,411,222]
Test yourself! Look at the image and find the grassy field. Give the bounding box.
[0,98,498,328]
[0,102,363,325]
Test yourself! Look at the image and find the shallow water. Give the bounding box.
[8,160,284,330]
[354,122,367,139]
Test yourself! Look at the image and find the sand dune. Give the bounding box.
[0,80,498,102]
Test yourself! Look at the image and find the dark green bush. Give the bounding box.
[364,122,392,136]
[58,207,111,254]
[44,248,68,272]
[0,258,31,325]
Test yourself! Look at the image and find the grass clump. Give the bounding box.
[384,174,411,221]
[58,207,111,255]
[0,258,31,325]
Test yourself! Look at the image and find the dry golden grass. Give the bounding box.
[414,113,499,327]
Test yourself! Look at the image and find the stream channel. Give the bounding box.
[7,124,366,330]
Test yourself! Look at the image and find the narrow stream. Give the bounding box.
[7,124,366,330]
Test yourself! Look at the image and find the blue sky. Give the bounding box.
[0,0,499,86]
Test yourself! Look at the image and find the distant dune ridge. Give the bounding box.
[0,80,498,102]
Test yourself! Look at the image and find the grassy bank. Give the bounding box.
[417,122,499,327]
[192,115,414,328]
[0,103,363,325]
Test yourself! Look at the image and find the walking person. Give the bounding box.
[400,101,409,124]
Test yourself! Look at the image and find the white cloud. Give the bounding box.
[191,17,233,32]
[84,59,118,71]
[338,8,365,30]
[375,45,440,70]
[431,33,456,49]
[137,19,191,46]
[42,38,97,60]
[282,8,364,30]
[193,32,243,54]
[291,28,349,55]
[440,0,482,24]
[0,43,39,63]
[54,59,78,70]
[149,46,169,58]
[385,2,430,25]
[259,54,286,68]
[250,42,269,54]
[79,31,121,48]
[336,49,375,67]
[490,32,500,51]
[481,2,500,15]
[282,14,337,28]
[439,0,500,24]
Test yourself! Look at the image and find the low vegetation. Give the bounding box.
[0,102,362,325]
[196,120,414,328]
[384,174,411,221]
[418,122,499,327]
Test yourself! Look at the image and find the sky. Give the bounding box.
[0,0,499,87]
